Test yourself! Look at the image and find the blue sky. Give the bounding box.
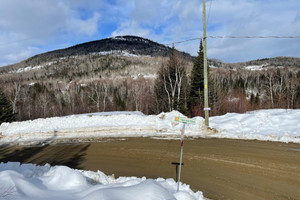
[0,0,299,66]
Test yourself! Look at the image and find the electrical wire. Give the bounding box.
[207,35,300,39]
[165,38,202,46]
[165,35,300,46]
[207,0,213,25]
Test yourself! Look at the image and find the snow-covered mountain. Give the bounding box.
[0,35,299,123]
[1,35,299,74]
[0,35,192,72]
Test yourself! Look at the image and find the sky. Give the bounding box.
[0,0,299,67]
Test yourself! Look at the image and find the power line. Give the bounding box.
[207,0,213,25]
[165,38,201,46]
[165,35,300,46]
[207,35,300,39]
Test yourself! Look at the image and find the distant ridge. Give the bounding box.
[1,35,299,70]
[209,56,300,69]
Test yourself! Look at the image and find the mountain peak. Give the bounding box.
[111,35,151,42]
[18,35,192,66]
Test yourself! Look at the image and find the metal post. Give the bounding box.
[175,164,178,182]
[177,123,185,191]
[203,0,209,127]
[171,162,184,182]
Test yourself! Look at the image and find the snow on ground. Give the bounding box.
[244,64,265,71]
[210,109,300,143]
[8,61,57,74]
[0,110,204,144]
[0,109,300,144]
[8,65,45,73]
[0,162,204,200]
[91,50,139,57]
[1,109,299,199]
[131,73,157,80]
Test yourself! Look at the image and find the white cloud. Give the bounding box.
[205,0,300,62]
[0,0,101,66]
[131,0,177,27]
[0,0,299,66]
[0,1,70,44]
[66,12,100,36]
[114,0,300,61]
[112,20,150,37]
[110,0,202,48]
[4,47,38,64]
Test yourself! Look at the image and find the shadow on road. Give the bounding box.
[0,135,90,169]
[31,144,90,169]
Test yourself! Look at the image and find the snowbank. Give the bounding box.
[0,109,300,144]
[0,162,204,200]
[0,111,204,144]
[210,109,300,143]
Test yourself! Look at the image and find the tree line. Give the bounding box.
[1,42,300,124]
[156,42,300,117]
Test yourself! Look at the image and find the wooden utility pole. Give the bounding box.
[202,0,209,127]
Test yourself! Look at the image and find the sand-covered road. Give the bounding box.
[1,138,299,199]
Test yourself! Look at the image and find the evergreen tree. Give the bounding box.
[189,40,204,116]
[0,89,15,124]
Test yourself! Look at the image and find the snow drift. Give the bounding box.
[0,109,300,144]
[0,162,204,200]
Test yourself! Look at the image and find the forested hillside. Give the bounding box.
[0,36,299,122]
[0,36,192,74]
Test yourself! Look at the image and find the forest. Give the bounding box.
[1,60,299,121]
[0,44,300,122]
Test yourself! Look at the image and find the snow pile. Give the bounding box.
[210,109,300,143]
[0,109,300,144]
[0,111,204,143]
[0,162,204,200]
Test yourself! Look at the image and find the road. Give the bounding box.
[1,138,299,200]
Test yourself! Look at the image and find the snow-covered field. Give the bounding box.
[0,162,204,200]
[0,109,300,144]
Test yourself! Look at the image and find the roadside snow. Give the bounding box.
[0,109,300,144]
[209,109,300,143]
[1,110,299,199]
[0,111,204,143]
[0,162,204,200]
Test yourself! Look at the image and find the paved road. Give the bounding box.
[1,138,299,200]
